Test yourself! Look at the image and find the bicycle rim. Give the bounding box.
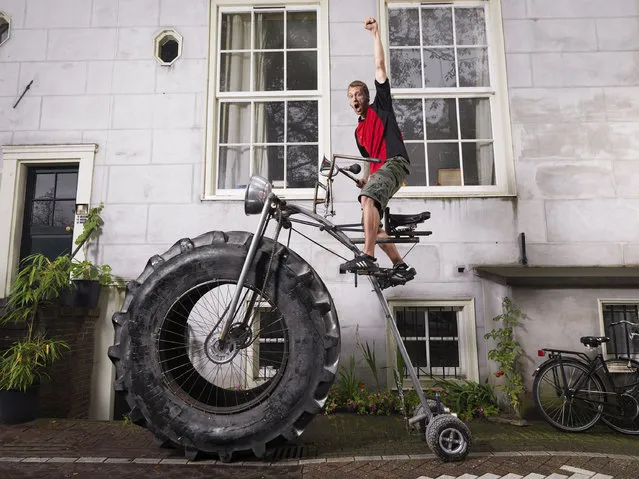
[534,360,604,432]
[600,359,639,434]
[157,280,289,415]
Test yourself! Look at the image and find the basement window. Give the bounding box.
[154,29,183,66]
[0,12,10,46]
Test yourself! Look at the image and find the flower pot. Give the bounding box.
[0,386,39,424]
[61,280,102,309]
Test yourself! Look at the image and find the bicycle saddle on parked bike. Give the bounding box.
[385,207,432,237]
[580,336,609,348]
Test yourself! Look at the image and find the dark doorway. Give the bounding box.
[19,166,79,262]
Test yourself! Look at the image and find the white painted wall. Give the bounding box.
[1,0,639,418]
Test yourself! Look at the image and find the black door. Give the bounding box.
[19,166,79,262]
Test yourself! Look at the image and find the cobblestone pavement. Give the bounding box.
[0,415,637,478]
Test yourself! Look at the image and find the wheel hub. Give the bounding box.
[438,427,466,454]
[205,332,239,364]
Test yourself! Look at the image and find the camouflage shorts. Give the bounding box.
[358,155,410,219]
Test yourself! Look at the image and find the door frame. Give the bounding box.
[0,144,98,296]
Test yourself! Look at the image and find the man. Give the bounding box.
[339,17,416,284]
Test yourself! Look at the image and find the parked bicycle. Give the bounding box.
[108,154,471,463]
[532,319,639,434]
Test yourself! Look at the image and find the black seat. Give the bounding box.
[387,209,430,228]
[580,336,609,348]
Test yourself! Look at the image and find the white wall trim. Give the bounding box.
[0,144,97,296]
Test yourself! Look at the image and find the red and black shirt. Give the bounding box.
[355,79,410,175]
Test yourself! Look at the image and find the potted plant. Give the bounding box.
[0,254,71,424]
[63,204,114,309]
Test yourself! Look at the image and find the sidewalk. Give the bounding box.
[1,413,637,460]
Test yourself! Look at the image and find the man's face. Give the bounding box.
[348,86,369,117]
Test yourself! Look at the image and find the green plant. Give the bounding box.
[73,204,104,254]
[356,329,380,390]
[0,254,71,392]
[335,354,360,401]
[70,260,113,286]
[484,297,526,415]
[434,378,499,421]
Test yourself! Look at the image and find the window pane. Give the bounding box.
[429,340,459,367]
[288,11,317,49]
[259,311,285,338]
[254,146,284,184]
[422,7,453,46]
[397,308,426,336]
[458,48,490,87]
[428,310,458,337]
[56,173,78,199]
[406,341,427,368]
[287,145,317,188]
[394,99,423,140]
[405,143,426,186]
[455,7,486,45]
[255,101,285,143]
[221,13,251,50]
[423,48,456,87]
[255,12,284,49]
[219,102,251,144]
[255,52,284,91]
[388,8,420,46]
[462,142,495,186]
[287,101,318,142]
[287,51,317,90]
[53,200,75,228]
[219,52,250,92]
[459,98,492,140]
[218,146,250,189]
[34,174,55,199]
[428,143,460,186]
[258,343,285,370]
[32,200,53,226]
[425,99,458,140]
[390,48,421,88]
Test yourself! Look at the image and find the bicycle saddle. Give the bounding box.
[387,210,430,227]
[580,336,609,348]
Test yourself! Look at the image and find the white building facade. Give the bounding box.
[1,0,639,420]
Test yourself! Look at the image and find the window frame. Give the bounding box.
[379,0,515,197]
[598,299,639,361]
[386,298,479,388]
[204,0,331,200]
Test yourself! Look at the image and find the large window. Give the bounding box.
[383,0,513,195]
[208,3,328,197]
[387,300,479,386]
[601,302,639,360]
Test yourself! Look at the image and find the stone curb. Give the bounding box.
[0,452,637,466]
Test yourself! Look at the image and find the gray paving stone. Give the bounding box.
[382,455,410,460]
[0,458,23,462]
[104,458,133,464]
[456,474,478,479]
[299,458,326,465]
[76,457,107,463]
[159,458,189,464]
[21,457,49,463]
[560,465,595,476]
[518,451,551,456]
[325,457,355,463]
[545,474,568,479]
[132,457,160,464]
[409,454,436,460]
[477,474,500,479]
[521,474,545,479]
[354,455,383,461]
[494,452,523,457]
[500,474,523,479]
[47,457,78,463]
[590,474,613,479]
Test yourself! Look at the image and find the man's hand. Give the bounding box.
[364,17,378,35]
[356,177,368,189]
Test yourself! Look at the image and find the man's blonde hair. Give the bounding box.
[347,80,369,101]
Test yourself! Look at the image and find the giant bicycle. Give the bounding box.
[108,154,472,462]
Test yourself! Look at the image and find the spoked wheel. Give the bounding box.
[533,359,605,432]
[425,414,471,461]
[599,359,639,435]
[108,231,340,461]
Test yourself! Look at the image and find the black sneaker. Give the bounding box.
[339,253,379,275]
[391,263,416,282]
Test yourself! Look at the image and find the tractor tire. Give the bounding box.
[108,231,340,461]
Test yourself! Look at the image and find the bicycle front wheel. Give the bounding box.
[533,358,605,432]
[599,359,639,435]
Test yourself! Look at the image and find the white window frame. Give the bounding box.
[0,144,97,296]
[203,0,331,201]
[598,299,639,361]
[386,298,479,388]
[244,306,286,388]
[379,0,515,198]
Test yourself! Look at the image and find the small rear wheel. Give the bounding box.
[425,414,471,462]
[533,358,604,432]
